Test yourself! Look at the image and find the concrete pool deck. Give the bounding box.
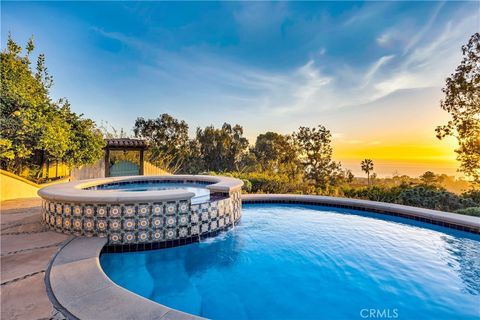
[1,198,71,320]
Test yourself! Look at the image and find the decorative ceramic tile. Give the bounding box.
[201,212,209,222]
[63,205,72,216]
[190,213,199,224]
[40,186,243,246]
[109,219,121,231]
[178,201,189,214]
[138,218,149,229]
[73,205,82,216]
[165,228,176,239]
[138,205,149,216]
[109,233,121,243]
[63,218,71,229]
[96,219,107,231]
[56,216,63,227]
[179,227,188,238]
[178,215,188,226]
[73,219,82,230]
[109,206,121,218]
[138,231,149,242]
[96,206,107,218]
[124,205,136,217]
[49,215,56,226]
[201,223,209,234]
[152,217,164,229]
[165,203,176,215]
[123,219,135,230]
[210,210,217,219]
[152,204,163,216]
[84,206,95,218]
[191,225,200,235]
[84,219,94,231]
[166,216,176,227]
[152,230,164,241]
[124,232,136,243]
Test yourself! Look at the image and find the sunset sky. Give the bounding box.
[2,1,478,177]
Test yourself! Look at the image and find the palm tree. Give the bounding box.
[361,159,374,186]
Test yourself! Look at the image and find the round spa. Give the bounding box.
[39,175,243,248]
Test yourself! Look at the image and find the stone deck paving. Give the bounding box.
[1,198,71,320]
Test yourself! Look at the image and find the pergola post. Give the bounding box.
[104,149,110,177]
[139,149,144,175]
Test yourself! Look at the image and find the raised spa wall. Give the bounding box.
[40,176,243,251]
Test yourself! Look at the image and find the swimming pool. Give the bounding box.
[100,203,480,319]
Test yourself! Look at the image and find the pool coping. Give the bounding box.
[46,194,480,320]
[38,175,243,204]
[46,236,204,320]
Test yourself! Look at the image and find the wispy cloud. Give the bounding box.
[90,2,477,119]
[403,1,445,54]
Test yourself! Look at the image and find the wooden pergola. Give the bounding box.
[104,138,148,177]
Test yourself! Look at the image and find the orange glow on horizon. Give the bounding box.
[332,135,461,177]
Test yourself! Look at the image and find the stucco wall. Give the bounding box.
[0,170,40,201]
[70,159,105,181]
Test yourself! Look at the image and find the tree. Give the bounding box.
[436,33,480,186]
[195,123,249,172]
[345,169,355,183]
[420,171,437,186]
[361,159,374,186]
[0,35,104,178]
[60,101,104,167]
[293,125,342,189]
[252,132,300,177]
[133,114,190,173]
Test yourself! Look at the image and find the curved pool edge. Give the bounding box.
[46,195,480,320]
[242,194,480,234]
[38,174,243,204]
[46,237,204,320]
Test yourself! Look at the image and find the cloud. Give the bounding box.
[232,2,289,38]
[364,55,395,84]
[90,3,477,119]
[376,32,392,47]
[403,1,445,54]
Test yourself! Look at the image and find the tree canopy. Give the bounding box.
[361,159,374,186]
[0,35,104,178]
[436,32,480,186]
[293,125,343,189]
[134,113,190,173]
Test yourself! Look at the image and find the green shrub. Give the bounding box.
[455,207,480,217]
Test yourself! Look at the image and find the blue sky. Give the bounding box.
[1,1,479,176]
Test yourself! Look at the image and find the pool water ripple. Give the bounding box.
[101,204,480,319]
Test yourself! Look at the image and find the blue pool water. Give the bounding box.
[94,182,210,204]
[100,204,480,319]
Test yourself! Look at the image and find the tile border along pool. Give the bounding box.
[38,175,243,248]
[45,192,480,320]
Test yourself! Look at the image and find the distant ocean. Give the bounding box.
[340,159,460,179]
